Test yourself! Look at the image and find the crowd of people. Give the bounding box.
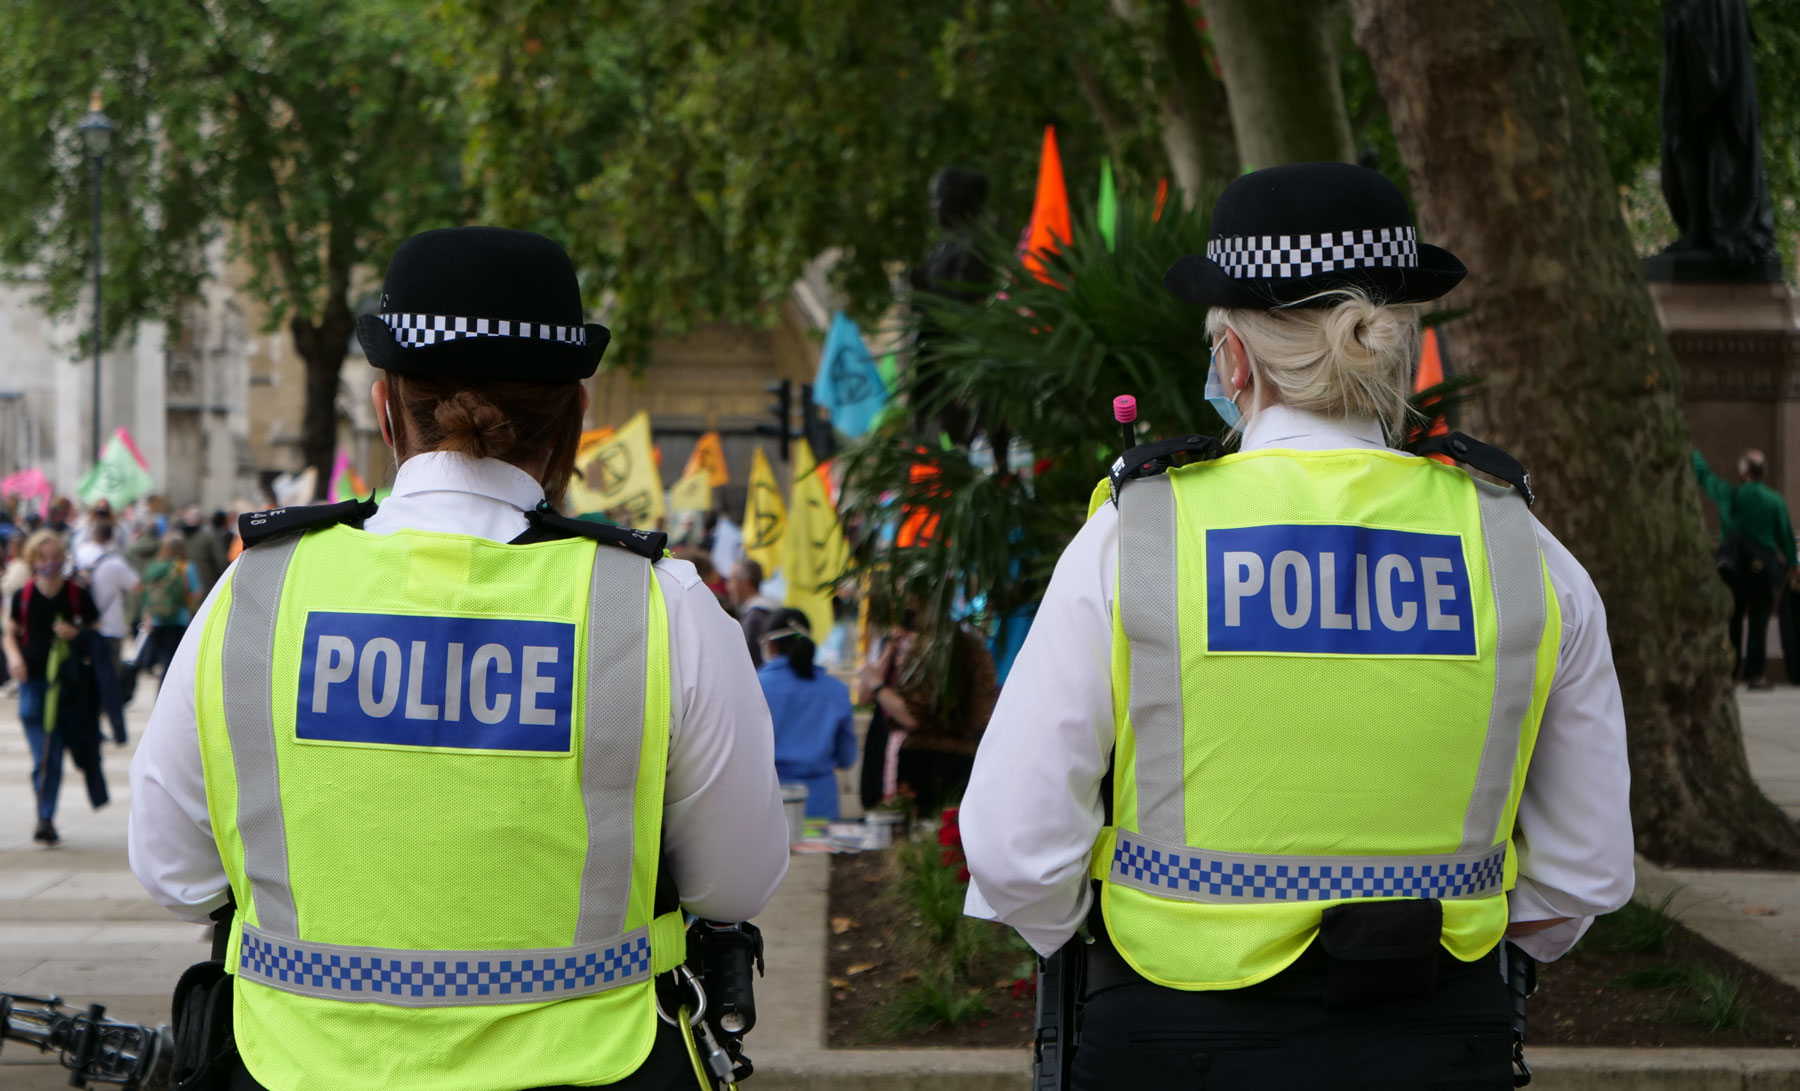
[2,494,239,845]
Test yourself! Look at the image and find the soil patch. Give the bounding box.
[1534,918,1800,1047]
[831,852,1800,1049]
[828,848,1035,1049]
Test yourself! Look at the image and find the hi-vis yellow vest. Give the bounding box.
[1095,448,1561,991]
[194,525,684,1091]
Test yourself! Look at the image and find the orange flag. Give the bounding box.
[1415,327,1449,439]
[682,430,731,488]
[1022,125,1071,284]
[896,459,944,548]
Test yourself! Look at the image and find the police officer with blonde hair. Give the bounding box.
[960,164,1635,1089]
[129,227,790,1091]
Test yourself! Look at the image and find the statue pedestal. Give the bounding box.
[1649,278,1800,677]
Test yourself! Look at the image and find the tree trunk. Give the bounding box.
[1113,0,1240,205]
[1353,0,1800,866]
[1201,0,1355,168]
[290,292,355,493]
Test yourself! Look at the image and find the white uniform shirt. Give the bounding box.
[88,550,142,640]
[961,406,1634,963]
[128,451,790,924]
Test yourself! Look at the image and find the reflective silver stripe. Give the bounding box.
[1110,828,1507,904]
[238,921,652,1006]
[222,536,303,935]
[574,546,651,944]
[1460,482,1547,852]
[1117,474,1186,842]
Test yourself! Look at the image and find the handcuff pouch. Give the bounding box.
[1318,899,1443,1009]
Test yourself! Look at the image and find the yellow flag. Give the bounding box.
[782,439,849,644]
[570,411,664,527]
[683,431,731,488]
[670,470,712,514]
[743,447,786,575]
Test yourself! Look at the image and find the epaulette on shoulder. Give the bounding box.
[515,504,668,560]
[239,496,379,549]
[1417,431,1536,506]
[1109,434,1228,507]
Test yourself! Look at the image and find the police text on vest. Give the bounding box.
[1205,525,1477,656]
[296,612,577,752]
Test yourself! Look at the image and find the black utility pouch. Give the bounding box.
[1318,899,1444,1010]
[169,960,237,1091]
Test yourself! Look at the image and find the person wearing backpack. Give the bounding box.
[2,528,101,845]
[134,534,201,686]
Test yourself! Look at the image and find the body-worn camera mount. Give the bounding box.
[658,919,767,1087]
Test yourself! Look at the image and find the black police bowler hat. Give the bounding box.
[1164,162,1466,309]
[356,227,610,383]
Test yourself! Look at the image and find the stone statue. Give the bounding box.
[1652,0,1780,279]
[908,167,993,444]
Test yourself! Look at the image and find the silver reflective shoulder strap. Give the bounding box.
[1459,482,1549,852]
[1117,474,1187,844]
[221,535,304,935]
[574,544,652,945]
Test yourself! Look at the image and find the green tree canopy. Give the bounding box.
[0,0,469,476]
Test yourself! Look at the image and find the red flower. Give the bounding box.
[1009,976,1037,1000]
[956,865,971,884]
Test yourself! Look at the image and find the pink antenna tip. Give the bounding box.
[1113,395,1138,423]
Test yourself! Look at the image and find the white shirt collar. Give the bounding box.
[1238,405,1388,453]
[388,451,545,512]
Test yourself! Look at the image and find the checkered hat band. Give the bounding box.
[236,921,652,1007]
[1205,227,1418,280]
[1108,829,1506,904]
[380,313,586,349]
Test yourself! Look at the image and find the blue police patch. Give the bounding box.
[296,612,577,753]
[1205,524,1476,656]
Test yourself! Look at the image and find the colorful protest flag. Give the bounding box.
[743,447,787,576]
[1414,326,1452,452]
[1,467,53,516]
[327,450,369,502]
[78,428,156,511]
[895,458,943,549]
[670,470,713,515]
[1152,178,1170,222]
[683,431,731,488]
[569,411,664,527]
[1098,157,1119,252]
[782,439,849,644]
[814,312,888,439]
[1022,125,1071,284]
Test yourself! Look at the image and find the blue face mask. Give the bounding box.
[1206,342,1243,429]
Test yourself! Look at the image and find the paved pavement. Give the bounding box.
[0,683,1795,1088]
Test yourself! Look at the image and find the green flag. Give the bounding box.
[1098,157,1119,252]
[78,431,156,511]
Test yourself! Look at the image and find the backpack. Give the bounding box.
[142,560,191,626]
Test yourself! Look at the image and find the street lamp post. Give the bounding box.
[77,91,113,462]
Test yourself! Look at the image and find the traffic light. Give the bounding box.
[758,378,793,462]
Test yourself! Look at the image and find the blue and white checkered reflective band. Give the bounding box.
[1205,226,1418,281]
[380,312,587,349]
[1109,829,1506,904]
[237,922,652,1007]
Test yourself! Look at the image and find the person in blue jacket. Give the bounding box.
[757,608,856,819]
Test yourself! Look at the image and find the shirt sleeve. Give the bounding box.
[1691,450,1733,517]
[833,691,858,771]
[127,566,233,922]
[657,564,791,922]
[1507,522,1636,961]
[960,505,1118,956]
[1778,500,1797,568]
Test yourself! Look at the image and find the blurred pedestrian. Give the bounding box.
[2,529,103,844]
[729,558,781,666]
[758,608,856,819]
[181,505,228,596]
[857,613,996,816]
[85,521,140,740]
[1695,448,1798,687]
[134,534,200,684]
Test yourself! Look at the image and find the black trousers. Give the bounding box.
[1728,568,1776,681]
[226,1016,700,1091]
[1070,946,1514,1091]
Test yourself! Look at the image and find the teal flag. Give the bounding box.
[1098,158,1119,251]
[78,431,156,511]
[814,312,888,438]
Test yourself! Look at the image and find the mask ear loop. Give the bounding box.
[384,398,401,472]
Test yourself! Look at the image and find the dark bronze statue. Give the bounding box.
[1652,0,1780,279]
[908,167,993,444]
